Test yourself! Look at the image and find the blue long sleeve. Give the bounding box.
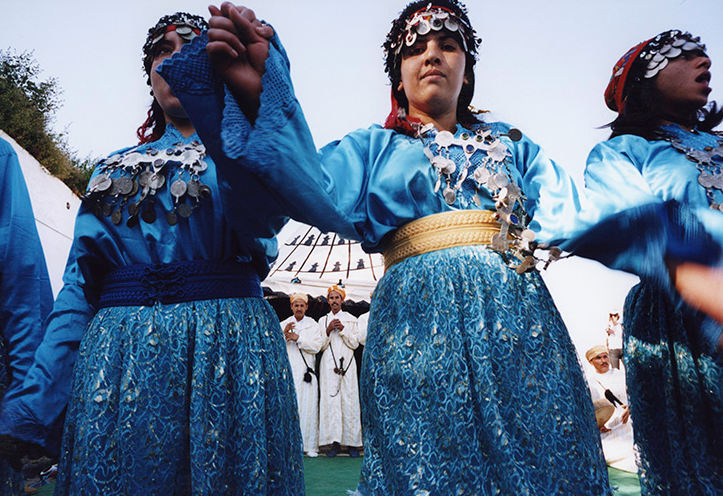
[0,136,54,438]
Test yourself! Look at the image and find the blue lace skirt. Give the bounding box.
[53,297,304,496]
[0,459,22,496]
[624,282,723,496]
[357,246,611,496]
[0,339,23,496]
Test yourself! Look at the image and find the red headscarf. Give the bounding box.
[603,38,652,113]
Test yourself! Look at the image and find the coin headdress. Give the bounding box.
[605,30,706,113]
[142,12,208,84]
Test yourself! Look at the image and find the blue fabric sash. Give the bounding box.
[98,260,262,307]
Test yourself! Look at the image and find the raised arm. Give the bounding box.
[206,3,274,122]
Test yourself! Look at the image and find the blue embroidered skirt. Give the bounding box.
[53,297,304,495]
[624,282,723,496]
[0,341,23,496]
[357,246,611,496]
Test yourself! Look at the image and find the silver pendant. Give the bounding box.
[170,178,188,198]
[443,186,456,205]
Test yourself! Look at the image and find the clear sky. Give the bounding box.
[3,0,721,354]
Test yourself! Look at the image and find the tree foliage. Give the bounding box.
[0,49,93,195]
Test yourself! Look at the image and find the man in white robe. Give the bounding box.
[280,293,324,457]
[318,285,362,457]
[585,345,637,473]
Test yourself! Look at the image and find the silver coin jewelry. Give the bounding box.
[665,127,723,211]
[416,123,561,273]
[86,140,210,227]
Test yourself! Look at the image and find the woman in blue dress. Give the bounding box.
[584,30,723,495]
[0,12,304,496]
[162,2,621,494]
[0,136,53,496]
[163,2,722,494]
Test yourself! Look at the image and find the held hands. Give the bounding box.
[621,405,630,425]
[283,322,299,341]
[326,319,344,336]
[207,3,274,119]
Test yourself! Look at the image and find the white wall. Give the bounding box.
[1,130,81,296]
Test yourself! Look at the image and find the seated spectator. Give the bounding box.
[585,345,637,473]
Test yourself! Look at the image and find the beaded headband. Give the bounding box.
[384,1,480,81]
[142,12,208,78]
[605,30,707,112]
[399,6,470,54]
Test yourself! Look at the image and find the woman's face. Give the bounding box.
[398,31,467,122]
[150,30,187,122]
[654,50,712,117]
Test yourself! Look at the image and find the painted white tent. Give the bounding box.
[1,130,80,296]
[264,221,384,302]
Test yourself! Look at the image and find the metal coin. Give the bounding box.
[192,158,208,172]
[187,180,201,198]
[89,174,112,192]
[116,177,134,195]
[101,202,112,217]
[505,129,523,142]
[180,150,199,164]
[444,18,459,31]
[435,130,454,147]
[176,25,192,35]
[494,172,509,188]
[699,173,715,188]
[111,209,122,225]
[417,19,431,35]
[108,178,121,196]
[142,207,156,224]
[443,187,456,205]
[473,167,491,184]
[166,211,178,226]
[123,152,142,167]
[138,170,152,187]
[199,185,212,199]
[149,173,165,190]
[170,179,188,198]
[107,153,122,165]
[130,180,139,196]
[178,203,193,218]
[126,214,139,228]
[491,233,508,251]
[128,202,139,217]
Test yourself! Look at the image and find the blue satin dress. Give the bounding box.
[585,125,723,496]
[0,127,304,496]
[0,137,53,496]
[161,34,626,496]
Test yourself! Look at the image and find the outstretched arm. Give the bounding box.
[207,3,274,121]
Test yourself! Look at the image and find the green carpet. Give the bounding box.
[30,461,640,495]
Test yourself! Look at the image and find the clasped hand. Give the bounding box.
[207,2,274,118]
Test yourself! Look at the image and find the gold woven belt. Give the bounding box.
[383,210,501,269]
